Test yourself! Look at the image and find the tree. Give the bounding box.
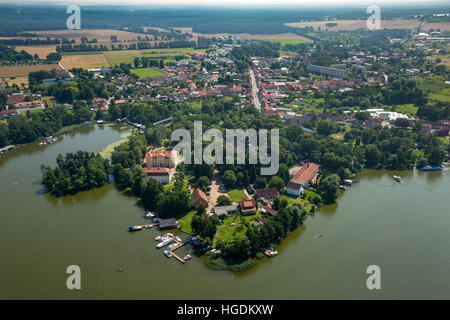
[197,176,211,189]
[317,120,335,136]
[268,176,285,190]
[253,177,266,189]
[217,195,232,206]
[277,163,290,183]
[319,174,340,204]
[142,178,164,209]
[222,170,237,188]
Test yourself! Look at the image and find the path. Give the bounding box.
[249,68,261,111]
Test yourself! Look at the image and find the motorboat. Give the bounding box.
[339,185,347,190]
[156,238,172,248]
[183,254,192,260]
[128,225,142,232]
[393,175,402,182]
[144,211,155,219]
[420,165,443,171]
[164,250,172,258]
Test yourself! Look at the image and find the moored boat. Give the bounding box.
[183,254,192,260]
[156,237,172,248]
[420,165,443,171]
[128,225,143,232]
[339,185,347,190]
[393,175,402,182]
[164,250,172,258]
[144,211,155,219]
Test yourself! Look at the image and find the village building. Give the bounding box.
[239,199,257,215]
[290,162,320,187]
[0,109,19,120]
[254,188,280,201]
[145,149,176,168]
[191,188,209,208]
[212,205,239,216]
[158,218,179,230]
[144,167,172,184]
[286,181,303,197]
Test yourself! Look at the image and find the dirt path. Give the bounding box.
[207,171,227,212]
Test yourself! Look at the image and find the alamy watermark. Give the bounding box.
[171,121,279,175]
[366,265,381,290]
[66,265,81,290]
[367,5,381,30]
[66,5,81,30]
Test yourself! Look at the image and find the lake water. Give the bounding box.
[0,125,449,299]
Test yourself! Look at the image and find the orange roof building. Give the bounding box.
[191,188,208,208]
[291,162,320,186]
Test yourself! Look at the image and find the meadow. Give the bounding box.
[131,67,165,78]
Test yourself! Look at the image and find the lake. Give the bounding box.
[0,124,449,299]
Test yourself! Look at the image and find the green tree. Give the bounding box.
[319,174,340,204]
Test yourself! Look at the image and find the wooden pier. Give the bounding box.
[166,236,189,264]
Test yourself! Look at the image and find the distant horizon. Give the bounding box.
[0,0,449,9]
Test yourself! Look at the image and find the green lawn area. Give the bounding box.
[103,48,205,65]
[264,39,306,46]
[214,212,262,244]
[178,210,195,234]
[391,104,418,116]
[226,189,248,203]
[131,67,165,78]
[417,76,450,103]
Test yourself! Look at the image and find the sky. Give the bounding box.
[2,0,448,7]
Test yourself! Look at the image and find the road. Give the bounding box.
[249,68,261,111]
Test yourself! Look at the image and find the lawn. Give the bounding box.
[226,189,248,203]
[178,210,196,234]
[103,48,204,65]
[391,104,418,116]
[131,67,165,78]
[264,38,306,46]
[214,212,262,244]
[417,76,450,102]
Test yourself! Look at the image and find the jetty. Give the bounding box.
[164,236,190,264]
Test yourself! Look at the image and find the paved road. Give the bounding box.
[249,69,261,111]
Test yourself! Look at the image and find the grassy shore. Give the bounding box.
[204,254,255,272]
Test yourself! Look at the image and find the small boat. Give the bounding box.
[339,185,347,190]
[183,254,192,260]
[164,250,172,258]
[144,211,155,219]
[156,238,172,248]
[155,234,164,241]
[393,175,402,182]
[39,142,44,146]
[153,218,160,223]
[343,179,353,185]
[175,236,182,242]
[128,225,142,232]
[144,224,153,229]
[315,233,323,238]
[167,243,178,251]
[166,233,174,237]
[420,165,443,171]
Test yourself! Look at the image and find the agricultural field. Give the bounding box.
[173,27,313,42]
[131,67,165,78]
[11,45,58,58]
[426,54,450,67]
[60,53,110,70]
[33,29,150,43]
[0,63,62,78]
[285,19,421,31]
[422,22,450,32]
[264,38,306,46]
[103,48,201,65]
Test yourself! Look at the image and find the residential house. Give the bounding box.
[286,181,303,197]
[191,188,209,208]
[212,205,239,216]
[15,100,44,109]
[158,218,179,230]
[255,188,280,201]
[0,109,19,119]
[239,199,257,215]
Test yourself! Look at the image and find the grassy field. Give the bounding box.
[103,48,201,66]
[131,67,165,78]
[226,189,248,203]
[178,210,196,234]
[264,38,306,45]
[390,104,418,116]
[214,212,262,244]
[61,54,110,70]
[417,77,450,103]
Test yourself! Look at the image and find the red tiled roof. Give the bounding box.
[145,150,174,159]
[286,181,302,190]
[255,188,279,200]
[191,188,208,207]
[240,199,256,212]
[291,163,320,185]
[144,167,170,176]
[0,109,19,115]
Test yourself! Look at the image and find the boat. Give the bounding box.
[343,179,353,185]
[315,233,323,238]
[339,185,347,190]
[166,233,174,237]
[183,254,192,260]
[128,225,143,232]
[144,224,153,229]
[155,234,164,241]
[144,211,155,219]
[153,218,160,223]
[175,236,182,242]
[164,250,172,258]
[167,243,178,251]
[393,175,402,182]
[420,165,443,171]
[156,238,172,248]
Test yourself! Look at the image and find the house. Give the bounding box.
[239,199,257,215]
[15,100,44,109]
[0,109,19,119]
[92,98,108,110]
[290,162,320,186]
[191,188,208,208]
[286,181,303,197]
[158,218,179,230]
[0,79,5,88]
[145,149,176,168]
[7,94,25,105]
[255,188,280,201]
[144,167,172,184]
[262,204,278,216]
[212,205,239,216]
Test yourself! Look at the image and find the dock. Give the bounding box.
[165,236,190,264]
[170,251,185,263]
